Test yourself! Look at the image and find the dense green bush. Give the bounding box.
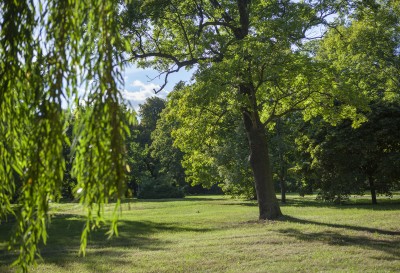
[137,175,185,199]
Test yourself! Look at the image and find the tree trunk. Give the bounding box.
[276,119,286,203]
[368,175,377,205]
[280,178,286,203]
[240,85,282,220]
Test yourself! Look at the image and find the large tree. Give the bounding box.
[122,0,356,219]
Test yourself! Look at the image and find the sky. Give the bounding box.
[122,64,193,112]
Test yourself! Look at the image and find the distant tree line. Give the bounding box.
[58,98,222,201]
[60,96,400,205]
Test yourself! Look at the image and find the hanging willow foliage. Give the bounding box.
[0,0,131,271]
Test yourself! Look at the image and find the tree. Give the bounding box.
[1,1,132,270]
[122,0,355,220]
[150,96,186,189]
[138,96,167,145]
[134,97,166,182]
[164,84,256,198]
[61,112,77,200]
[304,0,400,203]
[150,88,224,195]
[307,102,400,204]
[129,96,185,199]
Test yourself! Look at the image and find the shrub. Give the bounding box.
[137,175,185,199]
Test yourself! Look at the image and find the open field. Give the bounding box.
[1,194,399,272]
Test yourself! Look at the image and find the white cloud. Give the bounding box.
[122,80,168,111]
[121,65,194,111]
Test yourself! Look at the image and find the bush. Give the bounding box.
[137,175,185,199]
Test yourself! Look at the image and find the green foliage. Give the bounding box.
[121,0,371,207]
[2,0,400,269]
[61,115,76,200]
[0,0,132,270]
[139,97,166,132]
[150,96,186,188]
[137,174,185,199]
[304,102,400,203]
[133,97,166,186]
[126,96,186,199]
[164,81,255,197]
[298,1,400,202]
[315,0,400,121]
[268,116,303,200]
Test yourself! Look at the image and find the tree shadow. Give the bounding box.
[284,198,400,210]
[125,196,227,203]
[0,214,212,271]
[219,197,400,211]
[277,215,400,259]
[216,194,400,211]
[58,195,228,205]
[280,215,400,236]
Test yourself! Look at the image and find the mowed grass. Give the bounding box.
[1,194,399,273]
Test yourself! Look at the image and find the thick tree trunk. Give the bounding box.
[240,85,282,220]
[233,1,281,219]
[368,175,377,205]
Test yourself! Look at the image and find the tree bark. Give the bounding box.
[241,85,282,220]
[276,118,286,203]
[368,175,377,205]
[280,178,286,203]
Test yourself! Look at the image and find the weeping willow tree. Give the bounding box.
[0,0,131,271]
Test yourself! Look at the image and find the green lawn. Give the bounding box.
[1,194,399,272]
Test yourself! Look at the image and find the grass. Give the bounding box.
[0,193,399,272]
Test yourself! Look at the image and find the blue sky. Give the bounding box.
[122,64,193,111]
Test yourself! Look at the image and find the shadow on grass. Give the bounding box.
[220,197,400,211]
[283,198,400,210]
[129,196,228,203]
[0,214,212,272]
[277,215,400,259]
[58,195,228,205]
[279,215,400,236]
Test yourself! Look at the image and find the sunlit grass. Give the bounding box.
[1,194,399,272]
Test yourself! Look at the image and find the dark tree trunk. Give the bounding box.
[276,119,286,203]
[240,85,282,220]
[280,178,286,203]
[368,175,377,205]
[233,1,281,219]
